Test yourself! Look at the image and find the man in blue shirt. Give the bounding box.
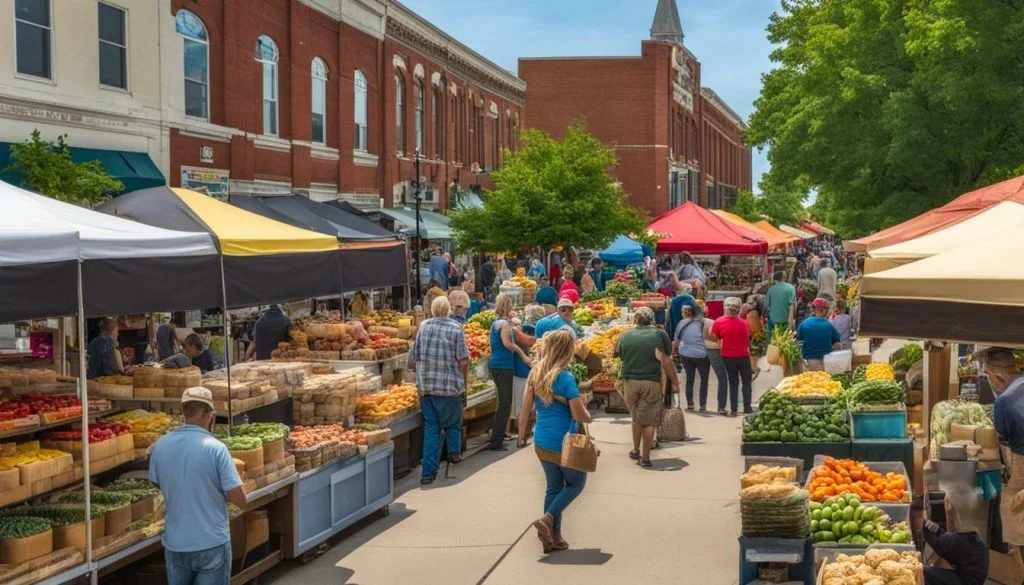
[150,387,246,585]
[535,277,558,307]
[795,298,840,371]
[987,348,1024,543]
[87,318,123,379]
[428,248,450,291]
[534,299,578,340]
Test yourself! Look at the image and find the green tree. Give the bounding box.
[747,0,1024,237]
[4,130,123,206]
[729,189,761,222]
[449,120,645,253]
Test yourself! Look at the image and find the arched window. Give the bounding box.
[433,87,442,158]
[175,10,208,119]
[255,35,279,135]
[311,58,328,144]
[414,79,424,152]
[354,70,368,151]
[395,73,405,154]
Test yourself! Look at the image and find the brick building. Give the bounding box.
[165,0,525,210]
[519,0,752,217]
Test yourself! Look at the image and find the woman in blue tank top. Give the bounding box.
[488,294,529,450]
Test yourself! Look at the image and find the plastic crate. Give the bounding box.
[806,458,912,524]
[738,537,815,585]
[850,410,907,440]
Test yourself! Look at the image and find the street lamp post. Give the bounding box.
[413,147,424,297]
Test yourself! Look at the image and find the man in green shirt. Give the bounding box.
[764,271,797,333]
[614,307,679,467]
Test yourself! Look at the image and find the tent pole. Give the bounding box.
[77,261,94,575]
[221,256,233,434]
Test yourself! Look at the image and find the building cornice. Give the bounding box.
[384,1,526,104]
[700,87,747,130]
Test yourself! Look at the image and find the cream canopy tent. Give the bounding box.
[779,224,816,240]
[860,224,1024,345]
[868,201,1024,265]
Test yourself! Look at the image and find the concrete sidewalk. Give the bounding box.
[266,362,784,585]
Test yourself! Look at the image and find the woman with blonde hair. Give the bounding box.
[489,294,529,450]
[517,329,591,553]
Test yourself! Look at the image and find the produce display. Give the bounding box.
[58,489,133,509]
[467,380,492,397]
[853,363,895,384]
[5,505,103,526]
[831,373,852,389]
[467,310,497,330]
[356,384,419,424]
[103,477,160,500]
[930,399,994,459]
[569,362,589,384]
[891,344,923,371]
[0,368,63,389]
[770,326,802,370]
[232,422,289,444]
[604,280,643,303]
[0,394,103,425]
[740,482,810,538]
[776,371,843,398]
[44,421,131,444]
[584,325,632,359]
[740,464,797,488]
[501,276,537,293]
[573,307,595,326]
[811,493,911,545]
[742,391,849,443]
[582,299,617,320]
[0,441,70,473]
[104,410,178,448]
[289,425,366,448]
[849,380,905,411]
[807,457,909,503]
[820,550,922,585]
[219,436,262,451]
[362,309,404,328]
[276,314,410,361]
[293,371,378,426]
[0,516,51,538]
[463,322,491,362]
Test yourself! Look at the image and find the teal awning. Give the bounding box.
[455,191,484,210]
[379,207,453,240]
[0,142,165,194]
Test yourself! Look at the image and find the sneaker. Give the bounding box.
[629,449,641,461]
[420,473,437,485]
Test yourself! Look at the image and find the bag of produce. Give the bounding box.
[766,344,781,365]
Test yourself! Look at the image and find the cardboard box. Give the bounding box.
[131,495,158,522]
[51,468,75,490]
[30,477,52,496]
[0,483,30,507]
[18,459,57,486]
[263,439,285,463]
[52,517,105,552]
[230,513,246,560]
[0,468,20,491]
[245,510,269,553]
[104,505,132,537]
[0,530,53,565]
[989,549,1024,585]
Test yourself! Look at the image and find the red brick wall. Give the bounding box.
[168,0,522,207]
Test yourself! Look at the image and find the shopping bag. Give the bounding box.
[560,423,599,473]
[766,344,781,365]
[658,393,687,442]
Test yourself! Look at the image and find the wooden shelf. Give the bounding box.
[0,409,121,441]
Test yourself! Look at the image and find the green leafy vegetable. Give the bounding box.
[220,436,262,451]
[232,423,289,444]
[0,516,52,538]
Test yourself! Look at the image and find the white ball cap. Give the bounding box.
[181,386,215,410]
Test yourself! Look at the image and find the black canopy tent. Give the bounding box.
[229,194,408,290]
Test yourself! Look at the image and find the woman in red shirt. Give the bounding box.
[558,266,579,302]
[710,297,752,416]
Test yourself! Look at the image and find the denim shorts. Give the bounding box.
[165,541,231,585]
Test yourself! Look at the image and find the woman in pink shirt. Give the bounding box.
[710,297,753,416]
[558,265,579,302]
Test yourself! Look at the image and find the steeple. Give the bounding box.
[650,0,684,46]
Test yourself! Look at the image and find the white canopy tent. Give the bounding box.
[779,224,817,240]
[0,180,222,321]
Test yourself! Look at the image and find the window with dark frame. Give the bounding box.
[98,2,126,89]
[175,9,208,119]
[15,0,51,79]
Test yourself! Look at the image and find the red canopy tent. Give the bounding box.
[650,202,768,255]
[845,175,1024,252]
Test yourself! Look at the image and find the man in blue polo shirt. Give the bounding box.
[796,298,841,371]
[534,298,578,340]
[150,387,247,585]
[535,277,558,308]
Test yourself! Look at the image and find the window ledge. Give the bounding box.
[14,73,56,87]
[253,134,292,153]
[354,149,379,167]
[310,143,340,161]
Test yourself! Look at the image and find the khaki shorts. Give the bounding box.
[621,379,664,427]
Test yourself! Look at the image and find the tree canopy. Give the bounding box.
[747,0,1024,237]
[4,130,123,206]
[449,120,646,253]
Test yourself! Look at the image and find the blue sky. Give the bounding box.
[401,0,780,191]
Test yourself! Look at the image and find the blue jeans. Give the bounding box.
[165,542,231,585]
[540,459,587,532]
[421,394,463,478]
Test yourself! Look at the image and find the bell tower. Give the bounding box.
[650,0,684,46]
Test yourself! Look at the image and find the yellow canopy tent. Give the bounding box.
[710,210,794,250]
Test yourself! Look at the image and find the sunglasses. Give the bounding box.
[558,307,574,313]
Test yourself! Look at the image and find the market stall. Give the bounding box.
[711,210,795,252]
[598,235,649,266]
[778,224,817,241]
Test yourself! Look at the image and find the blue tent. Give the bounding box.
[599,235,650,265]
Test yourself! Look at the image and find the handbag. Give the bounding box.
[766,343,781,365]
[658,392,688,442]
[560,422,599,473]
[552,395,599,472]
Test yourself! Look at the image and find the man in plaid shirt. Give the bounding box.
[408,295,469,485]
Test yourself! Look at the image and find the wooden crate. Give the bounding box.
[29,477,52,496]
[0,530,53,565]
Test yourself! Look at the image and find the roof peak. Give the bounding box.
[650,0,684,46]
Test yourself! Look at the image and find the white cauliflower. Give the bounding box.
[863,579,885,585]
[864,548,899,569]
[824,578,846,585]
[823,561,858,580]
[876,560,914,583]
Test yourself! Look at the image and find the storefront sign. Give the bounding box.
[199,145,214,164]
[180,165,229,200]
